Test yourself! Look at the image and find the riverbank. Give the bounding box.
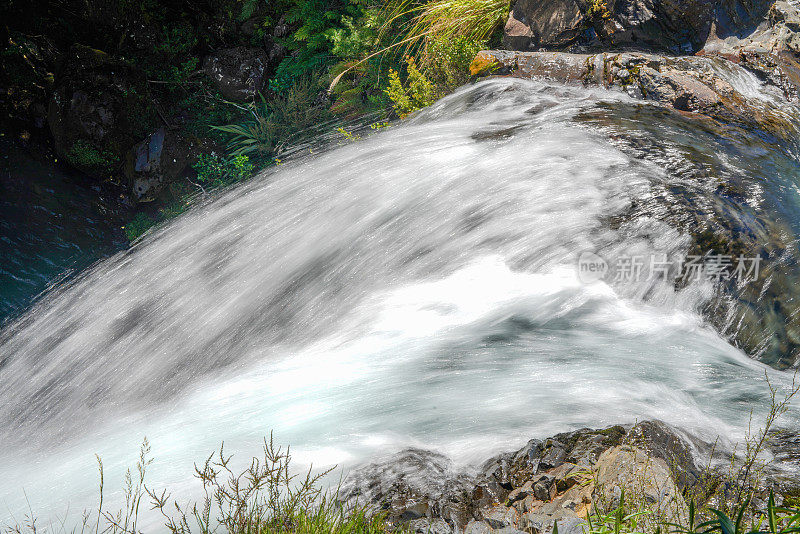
[1,0,494,241]
[3,0,800,244]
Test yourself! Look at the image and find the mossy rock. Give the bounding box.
[48,43,158,179]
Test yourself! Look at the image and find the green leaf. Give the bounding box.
[710,508,736,534]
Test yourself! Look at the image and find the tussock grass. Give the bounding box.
[330,0,510,94]
[381,0,510,65]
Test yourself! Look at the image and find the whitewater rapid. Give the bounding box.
[0,78,796,528]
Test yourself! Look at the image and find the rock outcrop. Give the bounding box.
[470,49,797,138]
[202,47,274,102]
[341,421,702,534]
[501,0,800,108]
[47,44,158,180]
[502,0,775,55]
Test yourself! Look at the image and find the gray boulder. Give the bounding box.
[203,47,272,102]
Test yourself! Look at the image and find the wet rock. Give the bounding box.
[554,425,628,466]
[123,128,216,202]
[551,463,581,492]
[507,481,533,505]
[471,49,797,143]
[47,44,157,179]
[539,441,567,470]
[737,50,800,101]
[479,438,544,491]
[533,475,558,502]
[340,448,475,530]
[202,47,272,102]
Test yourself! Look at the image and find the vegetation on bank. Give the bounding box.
[4,436,404,534]
[114,0,509,241]
[0,0,512,239]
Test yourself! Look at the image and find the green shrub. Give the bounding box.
[424,35,485,89]
[385,56,435,118]
[270,0,363,92]
[382,0,509,65]
[193,153,254,188]
[587,0,612,19]
[123,212,156,242]
[213,78,328,159]
[66,140,119,174]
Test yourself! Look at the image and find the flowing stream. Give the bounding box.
[1,77,800,528]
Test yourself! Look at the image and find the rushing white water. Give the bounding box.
[0,78,796,528]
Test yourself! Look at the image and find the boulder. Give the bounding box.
[339,448,476,530]
[503,0,587,51]
[593,446,688,526]
[202,47,272,101]
[123,128,216,202]
[48,44,157,179]
[502,0,774,54]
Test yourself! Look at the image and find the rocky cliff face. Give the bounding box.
[502,0,781,54]
[500,1,800,101]
[1,1,291,205]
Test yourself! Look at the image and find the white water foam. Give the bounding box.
[0,79,796,528]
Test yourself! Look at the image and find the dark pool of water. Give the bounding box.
[0,141,126,324]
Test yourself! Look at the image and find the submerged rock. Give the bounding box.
[471,48,800,368]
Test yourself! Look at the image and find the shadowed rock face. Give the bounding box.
[503,0,775,54]
[47,44,158,180]
[202,47,273,102]
[503,0,588,51]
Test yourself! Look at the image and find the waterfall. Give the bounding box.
[1,78,798,528]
